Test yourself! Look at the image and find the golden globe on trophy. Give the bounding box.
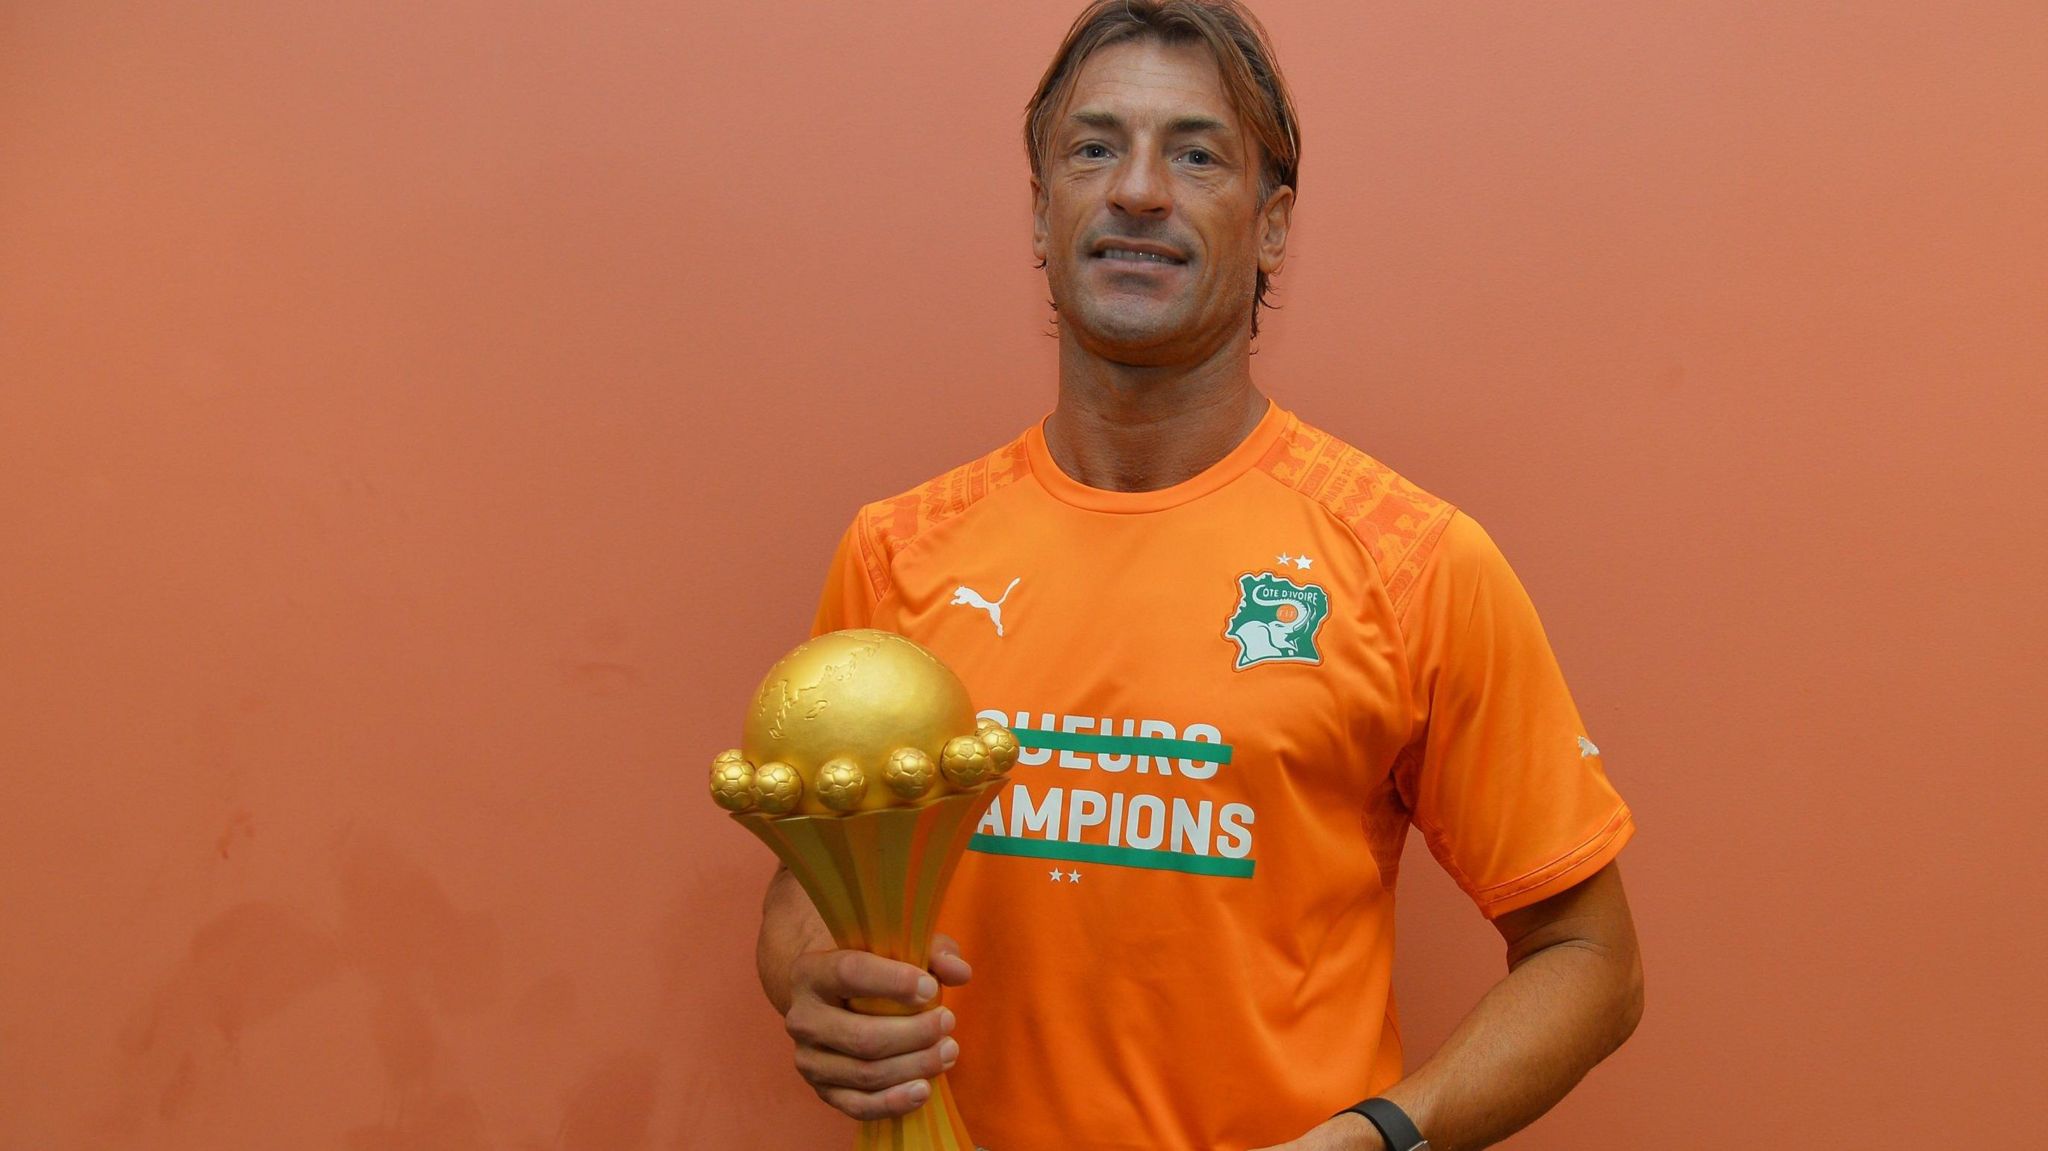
[708,628,1016,1151]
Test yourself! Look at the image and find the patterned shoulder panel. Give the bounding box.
[851,434,1034,603]
[1255,416,1457,612]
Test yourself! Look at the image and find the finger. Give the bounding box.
[788,1002,955,1063]
[795,1034,958,1094]
[795,949,939,1008]
[928,934,972,987]
[816,1077,933,1122]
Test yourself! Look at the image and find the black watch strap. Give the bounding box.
[1339,1097,1428,1151]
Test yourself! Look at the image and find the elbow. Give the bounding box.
[1613,948,1646,1050]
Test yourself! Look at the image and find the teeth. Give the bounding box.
[1101,248,1176,263]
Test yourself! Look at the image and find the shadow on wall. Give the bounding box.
[654,842,853,1149]
[103,825,668,1151]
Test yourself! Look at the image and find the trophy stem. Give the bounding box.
[735,781,1007,1151]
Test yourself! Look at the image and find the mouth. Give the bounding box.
[1090,239,1189,267]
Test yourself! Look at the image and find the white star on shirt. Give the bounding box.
[1049,868,1064,882]
[1277,553,1292,566]
[1295,555,1313,570]
[1067,870,1081,883]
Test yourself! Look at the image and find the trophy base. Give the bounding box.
[857,1073,973,1151]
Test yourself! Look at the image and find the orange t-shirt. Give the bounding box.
[811,400,1634,1151]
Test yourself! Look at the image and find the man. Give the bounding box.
[755,2,1643,1148]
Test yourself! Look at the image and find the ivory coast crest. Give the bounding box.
[1224,571,1331,669]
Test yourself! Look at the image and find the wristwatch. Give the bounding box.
[1339,1097,1430,1151]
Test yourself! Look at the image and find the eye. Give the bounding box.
[1077,143,1111,160]
[1183,149,1214,166]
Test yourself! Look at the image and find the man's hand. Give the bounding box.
[1248,1112,1385,1151]
[780,933,972,1121]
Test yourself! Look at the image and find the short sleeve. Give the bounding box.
[811,517,882,636]
[1396,512,1634,919]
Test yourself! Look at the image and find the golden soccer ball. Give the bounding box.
[815,758,869,812]
[976,719,1020,774]
[940,734,995,787]
[752,762,801,814]
[709,749,756,811]
[883,747,938,800]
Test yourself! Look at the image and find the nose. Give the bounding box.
[1107,147,1172,220]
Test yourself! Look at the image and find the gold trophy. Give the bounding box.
[708,628,1016,1151]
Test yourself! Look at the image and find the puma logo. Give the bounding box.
[951,578,1020,637]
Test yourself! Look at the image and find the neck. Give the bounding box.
[1044,324,1268,493]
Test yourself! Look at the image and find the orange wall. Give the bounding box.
[3,3,2044,1148]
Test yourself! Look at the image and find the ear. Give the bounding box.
[1031,176,1049,263]
[1256,183,1295,277]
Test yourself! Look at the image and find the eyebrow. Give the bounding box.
[1068,109,1232,137]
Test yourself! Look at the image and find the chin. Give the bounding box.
[1070,301,1190,355]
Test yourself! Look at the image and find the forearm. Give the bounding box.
[757,864,833,1015]
[1378,937,1644,1151]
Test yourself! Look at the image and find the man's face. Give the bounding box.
[1032,37,1293,364]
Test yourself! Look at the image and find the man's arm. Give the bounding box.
[758,864,973,1120]
[1258,861,1644,1151]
